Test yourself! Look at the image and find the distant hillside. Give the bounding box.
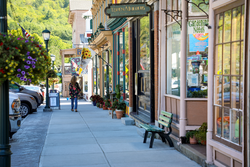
[7,0,72,67]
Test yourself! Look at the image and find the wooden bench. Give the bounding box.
[140,111,174,148]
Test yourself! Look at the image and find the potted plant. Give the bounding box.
[110,85,126,119]
[186,130,198,144]
[195,122,207,145]
[103,98,111,110]
[90,95,99,106]
[96,102,100,108]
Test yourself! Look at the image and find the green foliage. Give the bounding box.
[187,90,207,98]
[7,0,71,70]
[111,99,126,111]
[195,122,207,142]
[115,85,121,99]
[104,98,111,108]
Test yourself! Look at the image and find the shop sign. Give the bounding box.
[105,3,151,18]
[188,19,209,34]
[76,48,82,56]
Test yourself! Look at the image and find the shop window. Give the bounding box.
[214,5,245,145]
[119,32,123,86]
[188,0,209,16]
[166,23,181,96]
[186,19,209,98]
[125,26,129,100]
[140,16,150,71]
[109,50,112,93]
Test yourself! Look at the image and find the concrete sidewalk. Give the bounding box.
[39,98,200,167]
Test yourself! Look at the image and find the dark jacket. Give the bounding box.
[69,82,81,99]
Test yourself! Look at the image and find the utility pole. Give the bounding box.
[0,0,12,166]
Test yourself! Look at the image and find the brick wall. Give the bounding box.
[129,27,133,107]
[154,10,159,120]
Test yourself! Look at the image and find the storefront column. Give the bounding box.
[207,0,214,164]
[128,21,133,112]
[117,32,120,87]
[122,28,126,100]
[180,0,187,139]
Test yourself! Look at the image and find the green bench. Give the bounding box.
[140,111,174,148]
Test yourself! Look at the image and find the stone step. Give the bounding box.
[121,117,135,125]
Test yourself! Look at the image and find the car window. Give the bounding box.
[9,84,19,90]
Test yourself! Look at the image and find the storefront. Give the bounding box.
[159,0,248,166]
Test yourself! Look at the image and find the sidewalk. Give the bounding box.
[39,98,200,167]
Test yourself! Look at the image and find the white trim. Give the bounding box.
[211,0,237,10]
[208,139,243,162]
[213,160,228,167]
[185,126,200,130]
[164,94,180,100]
[184,98,207,101]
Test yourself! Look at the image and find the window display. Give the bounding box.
[186,19,208,98]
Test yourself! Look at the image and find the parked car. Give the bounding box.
[9,92,21,138]
[9,83,42,107]
[22,85,44,104]
[15,92,38,118]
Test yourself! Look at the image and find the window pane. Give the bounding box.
[223,76,230,107]
[223,43,230,75]
[166,23,181,96]
[140,16,150,71]
[215,45,222,75]
[241,42,244,75]
[222,108,230,140]
[125,26,129,100]
[232,7,241,41]
[188,0,209,16]
[231,76,240,109]
[240,77,243,109]
[215,106,222,136]
[214,76,222,105]
[231,109,240,143]
[224,10,231,43]
[231,42,240,75]
[119,33,123,85]
[240,112,243,145]
[167,0,171,22]
[216,13,223,44]
[178,0,181,10]
[241,5,245,40]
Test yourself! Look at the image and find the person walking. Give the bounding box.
[69,75,81,112]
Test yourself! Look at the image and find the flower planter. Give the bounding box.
[103,106,108,110]
[115,109,124,119]
[93,101,96,106]
[200,140,206,145]
[189,137,197,145]
[100,104,103,108]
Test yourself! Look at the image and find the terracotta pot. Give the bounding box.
[189,137,197,144]
[115,109,124,119]
[103,106,108,110]
[201,140,206,145]
[100,104,103,108]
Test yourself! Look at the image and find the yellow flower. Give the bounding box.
[33,51,35,54]
[3,75,6,77]
[11,81,14,84]
[9,65,12,67]
[31,48,33,50]
[20,45,22,47]
[23,59,25,61]
[10,70,13,73]
[7,73,11,75]
[6,60,8,62]
[5,67,8,69]
[8,78,11,80]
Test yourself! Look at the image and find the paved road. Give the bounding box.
[10,105,52,167]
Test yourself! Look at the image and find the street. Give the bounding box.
[10,98,200,167]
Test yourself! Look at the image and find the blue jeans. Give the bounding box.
[71,97,78,109]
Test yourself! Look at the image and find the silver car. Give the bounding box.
[9,92,21,138]
[16,93,38,118]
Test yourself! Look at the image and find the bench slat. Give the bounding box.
[140,124,164,132]
[159,115,171,124]
[161,111,173,118]
[158,120,170,128]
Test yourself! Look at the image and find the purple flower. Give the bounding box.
[20,77,24,81]
[28,79,32,82]
[17,69,21,72]
[17,38,20,40]
[34,58,37,62]
[26,60,31,64]
[24,65,30,69]
[23,78,27,81]
[3,35,5,37]
[32,65,36,69]
[27,52,30,55]
[39,45,42,47]
[27,56,32,59]
[21,71,25,75]
[26,72,29,75]
[17,74,21,78]
[25,40,29,43]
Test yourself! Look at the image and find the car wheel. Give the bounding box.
[20,103,30,118]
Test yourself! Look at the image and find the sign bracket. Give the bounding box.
[162,10,182,29]
[185,0,209,19]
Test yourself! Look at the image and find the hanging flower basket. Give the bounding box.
[0,33,51,85]
[47,70,57,78]
[81,47,92,60]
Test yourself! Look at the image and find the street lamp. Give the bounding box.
[42,29,52,112]
[50,54,56,91]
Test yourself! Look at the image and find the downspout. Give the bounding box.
[206,0,214,164]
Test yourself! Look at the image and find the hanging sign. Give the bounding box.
[105,3,151,18]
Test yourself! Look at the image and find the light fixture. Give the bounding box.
[42,29,51,41]
[50,54,56,62]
